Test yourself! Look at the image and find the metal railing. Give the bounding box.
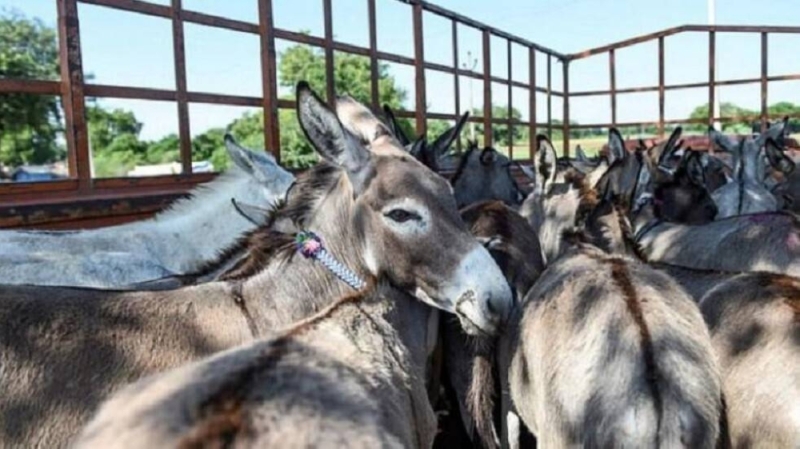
[1,1,799,226]
[0,0,565,212]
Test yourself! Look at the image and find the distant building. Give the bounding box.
[7,162,68,182]
[126,160,215,177]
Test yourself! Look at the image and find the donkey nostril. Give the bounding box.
[486,295,497,316]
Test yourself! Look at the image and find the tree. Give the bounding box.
[0,11,63,167]
[275,43,409,168]
[472,105,528,147]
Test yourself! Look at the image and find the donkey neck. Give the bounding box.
[138,168,288,273]
[242,172,373,329]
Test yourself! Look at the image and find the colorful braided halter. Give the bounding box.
[295,231,367,290]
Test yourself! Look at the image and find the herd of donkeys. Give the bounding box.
[0,81,798,448]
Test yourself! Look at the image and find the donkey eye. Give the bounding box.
[385,209,420,223]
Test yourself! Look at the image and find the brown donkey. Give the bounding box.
[0,83,512,448]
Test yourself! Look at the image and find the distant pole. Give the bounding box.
[463,51,478,140]
[708,0,721,130]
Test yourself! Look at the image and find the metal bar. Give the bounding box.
[609,49,616,126]
[181,9,259,34]
[562,61,570,157]
[79,0,171,18]
[0,79,62,95]
[760,32,768,132]
[547,54,552,138]
[413,2,427,136]
[258,0,280,160]
[171,0,191,175]
[57,0,90,187]
[368,0,379,109]
[482,29,492,146]
[323,0,335,105]
[507,39,513,158]
[452,19,461,151]
[708,30,716,128]
[658,36,665,138]
[413,0,567,60]
[529,47,536,160]
[563,113,800,130]
[567,24,800,61]
[568,25,689,61]
[376,51,416,66]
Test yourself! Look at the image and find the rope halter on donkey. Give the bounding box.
[295,231,367,291]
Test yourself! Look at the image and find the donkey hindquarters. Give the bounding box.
[74,287,438,449]
[507,246,723,448]
[700,272,800,449]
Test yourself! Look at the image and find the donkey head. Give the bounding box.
[296,83,512,335]
[450,142,527,208]
[697,152,731,193]
[652,150,718,224]
[383,105,469,173]
[461,201,545,300]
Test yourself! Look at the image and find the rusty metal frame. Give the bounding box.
[565,25,800,135]
[4,2,799,227]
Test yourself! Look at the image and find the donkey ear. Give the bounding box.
[608,128,626,165]
[765,138,795,175]
[708,126,737,153]
[382,104,411,146]
[409,138,426,159]
[430,111,469,158]
[297,82,370,178]
[535,134,558,192]
[756,116,789,148]
[684,151,706,186]
[225,134,279,180]
[575,145,588,162]
[658,126,683,167]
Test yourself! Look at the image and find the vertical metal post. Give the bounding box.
[609,49,616,127]
[452,20,461,151]
[658,36,665,138]
[413,3,427,136]
[760,32,768,132]
[171,0,191,174]
[562,60,570,157]
[482,30,492,146]
[708,30,716,129]
[57,0,90,187]
[546,54,552,139]
[258,0,280,160]
[368,0,379,110]
[507,39,513,159]
[323,0,335,106]
[529,47,536,161]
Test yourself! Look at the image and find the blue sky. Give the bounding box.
[5,0,800,142]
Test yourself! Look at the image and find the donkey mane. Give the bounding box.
[450,142,481,183]
[177,282,377,447]
[153,168,249,221]
[180,163,344,283]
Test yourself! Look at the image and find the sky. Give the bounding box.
[4,0,800,143]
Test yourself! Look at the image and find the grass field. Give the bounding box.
[492,133,800,162]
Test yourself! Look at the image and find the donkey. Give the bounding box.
[504,183,725,447]
[0,136,295,288]
[0,83,512,448]
[700,272,800,448]
[74,283,441,448]
[440,201,546,448]
[383,105,527,207]
[709,120,791,218]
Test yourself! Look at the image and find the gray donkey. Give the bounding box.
[504,184,725,447]
[708,119,792,218]
[700,272,800,448]
[0,136,295,288]
[0,83,512,448]
[383,105,528,208]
